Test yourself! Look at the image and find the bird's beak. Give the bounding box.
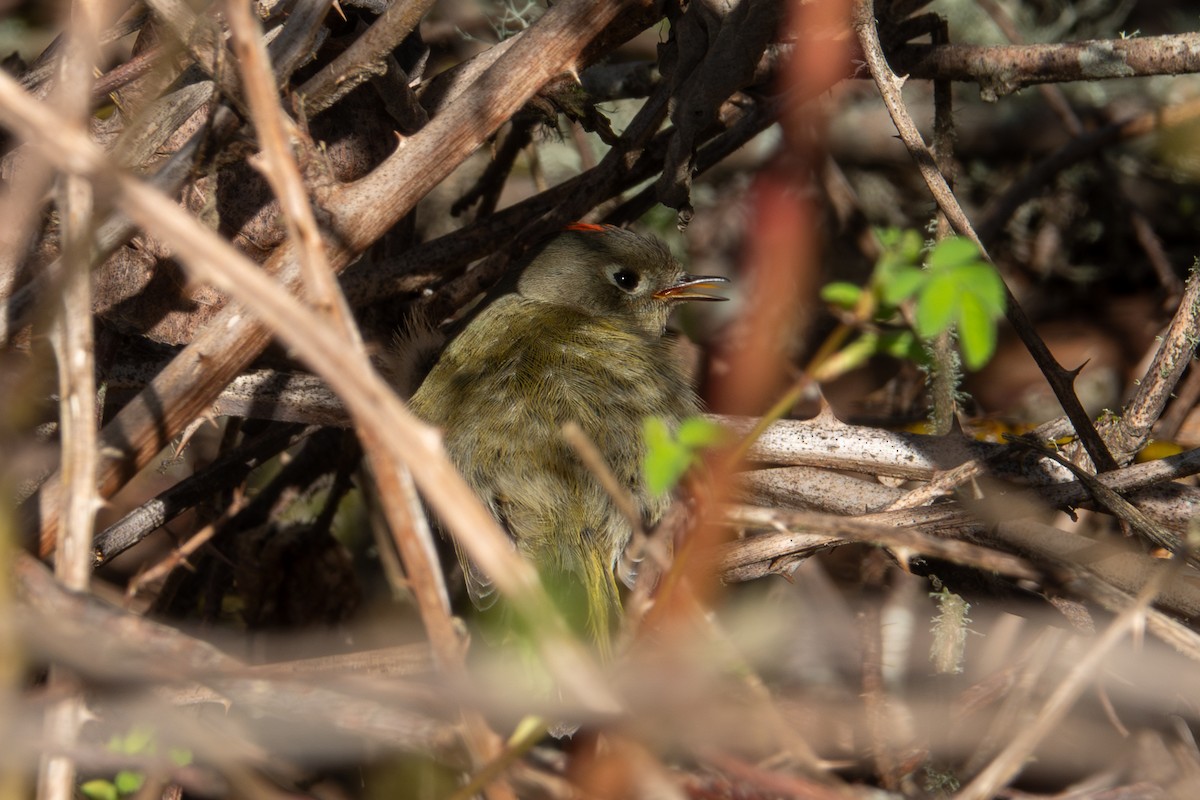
[653,274,730,302]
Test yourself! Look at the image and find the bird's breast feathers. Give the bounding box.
[415,298,698,447]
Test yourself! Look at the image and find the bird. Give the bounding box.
[406,223,728,654]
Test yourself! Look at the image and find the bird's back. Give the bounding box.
[409,294,698,643]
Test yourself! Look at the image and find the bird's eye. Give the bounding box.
[612,269,640,292]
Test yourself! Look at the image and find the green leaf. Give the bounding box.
[643,417,692,496]
[873,225,902,253]
[642,416,671,452]
[896,229,924,264]
[879,265,927,305]
[874,227,922,273]
[114,771,146,795]
[927,237,980,271]
[643,443,690,496]
[676,417,725,449]
[875,228,924,276]
[875,226,902,250]
[958,263,1007,316]
[876,330,923,362]
[915,274,959,338]
[820,281,862,310]
[118,725,155,756]
[957,292,997,370]
[80,781,119,800]
[643,416,724,495]
[168,747,194,768]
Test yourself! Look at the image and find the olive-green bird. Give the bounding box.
[408,223,728,654]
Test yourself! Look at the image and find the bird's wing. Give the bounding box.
[457,544,498,610]
[451,493,518,611]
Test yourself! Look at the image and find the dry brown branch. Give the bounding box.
[987,517,1200,625]
[1006,435,1199,566]
[0,47,619,720]
[297,0,436,117]
[31,0,642,558]
[722,414,1067,482]
[5,2,1200,796]
[1106,270,1200,462]
[125,491,246,598]
[974,0,1085,134]
[976,96,1200,246]
[892,32,1200,100]
[37,8,103,798]
[955,560,1180,800]
[14,554,462,761]
[721,505,1040,583]
[223,0,356,339]
[103,365,351,426]
[739,465,902,514]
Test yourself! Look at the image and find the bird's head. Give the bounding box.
[516,223,729,336]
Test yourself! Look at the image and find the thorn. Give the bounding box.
[174,413,219,460]
[1059,357,1090,379]
[890,547,914,572]
[948,414,965,435]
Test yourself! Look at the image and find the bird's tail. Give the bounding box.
[538,547,621,661]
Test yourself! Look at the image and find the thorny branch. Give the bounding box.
[852,0,1120,473]
[4,1,1200,798]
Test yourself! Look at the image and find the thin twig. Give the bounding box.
[882,459,984,511]
[297,0,437,117]
[126,492,248,598]
[1107,270,1200,462]
[976,96,1200,246]
[851,0,1118,474]
[142,0,247,112]
[928,12,957,435]
[39,10,102,799]
[223,0,359,342]
[953,558,1181,800]
[1129,205,1185,303]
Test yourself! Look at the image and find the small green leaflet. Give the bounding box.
[643,416,725,495]
[821,231,1006,373]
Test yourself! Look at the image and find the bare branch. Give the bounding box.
[1106,269,1200,461]
[893,32,1200,100]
